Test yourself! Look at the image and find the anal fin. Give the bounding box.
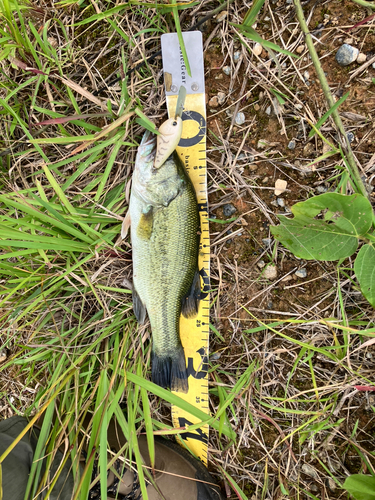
[181,269,201,319]
[133,286,147,324]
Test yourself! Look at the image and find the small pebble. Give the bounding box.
[296,45,305,54]
[235,112,245,125]
[303,70,310,81]
[357,52,366,63]
[254,103,260,111]
[288,140,296,150]
[263,265,277,280]
[217,92,226,105]
[249,164,258,171]
[265,106,272,115]
[257,260,266,269]
[295,268,307,278]
[295,103,303,110]
[262,176,269,184]
[0,349,6,363]
[372,62,375,69]
[215,11,227,23]
[253,43,263,57]
[281,274,293,282]
[336,44,359,66]
[266,301,273,309]
[275,179,287,196]
[286,0,292,3]
[223,204,236,217]
[344,38,353,44]
[210,352,221,361]
[277,198,285,207]
[222,66,231,75]
[347,131,355,143]
[208,96,219,107]
[316,185,328,193]
[234,51,241,62]
[262,238,272,246]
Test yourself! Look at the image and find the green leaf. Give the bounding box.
[270,88,287,105]
[270,193,373,261]
[354,243,375,308]
[242,0,266,27]
[343,475,375,500]
[231,24,297,58]
[171,6,191,77]
[309,92,349,138]
[134,108,158,134]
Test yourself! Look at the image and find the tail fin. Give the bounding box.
[152,346,188,393]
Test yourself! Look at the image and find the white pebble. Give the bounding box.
[357,53,366,63]
[222,66,231,75]
[274,179,287,196]
[235,112,245,125]
[295,268,307,278]
[217,92,226,105]
[253,42,262,57]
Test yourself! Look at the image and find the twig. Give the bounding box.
[293,0,370,201]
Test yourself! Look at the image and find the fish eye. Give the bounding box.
[172,121,177,126]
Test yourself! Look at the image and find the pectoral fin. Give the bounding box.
[181,269,201,319]
[121,211,131,239]
[136,208,154,240]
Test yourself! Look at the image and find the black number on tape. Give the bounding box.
[178,417,208,444]
[187,347,208,380]
[199,268,210,300]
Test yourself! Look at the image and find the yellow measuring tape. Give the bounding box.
[161,32,210,464]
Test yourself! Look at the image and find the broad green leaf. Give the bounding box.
[343,475,375,500]
[354,243,375,307]
[270,193,373,261]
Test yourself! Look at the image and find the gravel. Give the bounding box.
[335,44,359,66]
[295,268,307,278]
[235,112,245,125]
[222,204,237,217]
[263,265,277,280]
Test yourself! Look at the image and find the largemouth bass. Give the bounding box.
[122,120,200,393]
